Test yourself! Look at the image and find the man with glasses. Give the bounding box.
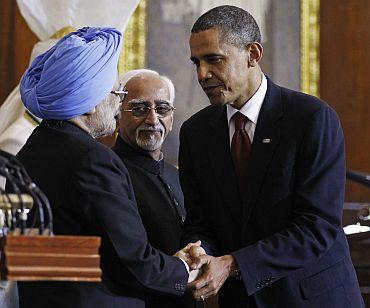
[113,69,199,308]
[15,28,201,308]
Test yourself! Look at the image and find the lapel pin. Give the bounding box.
[263,138,271,144]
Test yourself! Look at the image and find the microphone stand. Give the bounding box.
[346,170,370,188]
[0,151,51,235]
[0,158,23,232]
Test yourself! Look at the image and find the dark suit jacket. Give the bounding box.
[16,120,188,308]
[179,78,364,308]
[113,137,196,308]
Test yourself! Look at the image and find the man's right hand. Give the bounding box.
[174,241,206,283]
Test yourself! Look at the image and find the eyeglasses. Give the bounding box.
[110,85,128,103]
[123,105,176,118]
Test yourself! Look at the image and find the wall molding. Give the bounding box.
[301,0,320,96]
[119,0,147,74]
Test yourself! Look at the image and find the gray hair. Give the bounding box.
[191,5,261,48]
[119,69,175,105]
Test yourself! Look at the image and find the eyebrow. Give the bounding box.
[155,100,171,105]
[128,99,171,105]
[128,99,146,105]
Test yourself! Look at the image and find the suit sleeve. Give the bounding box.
[179,124,217,255]
[232,105,346,295]
[71,147,188,296]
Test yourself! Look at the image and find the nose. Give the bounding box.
[197,62,212,82]
[144,108,159,125]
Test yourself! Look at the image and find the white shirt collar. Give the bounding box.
[226,74,267,124]
[157,151,164,161]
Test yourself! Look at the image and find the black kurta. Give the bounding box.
[113,136,197,308]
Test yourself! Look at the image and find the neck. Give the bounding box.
[232,67,262,110]
[149,149,162,161]
[69,117,91,136]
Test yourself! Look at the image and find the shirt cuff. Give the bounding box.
[179,257,190,273]
[179,257,201,283]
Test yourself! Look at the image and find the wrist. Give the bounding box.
[222,255,239,278]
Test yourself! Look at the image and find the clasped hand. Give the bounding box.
[175,241,237,301]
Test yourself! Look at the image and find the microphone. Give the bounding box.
[0,150,53,235]
[346,170,370,188]
[0,159,23,232]
[8,164,45,234]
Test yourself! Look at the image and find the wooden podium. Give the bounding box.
[0,232,102,282]
[0,195,101,282]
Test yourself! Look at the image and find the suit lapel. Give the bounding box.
[207,106,243,227]
[243,79,284,224]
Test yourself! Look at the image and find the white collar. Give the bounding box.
[226,74,267,124]
[158,151,164,161]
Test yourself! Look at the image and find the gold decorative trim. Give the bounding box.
[301,0,320,97]
[24,111,39,127]
[118,0,147,74]
[50,26,76,39]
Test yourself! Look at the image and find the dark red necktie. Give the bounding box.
[231,112,251,191]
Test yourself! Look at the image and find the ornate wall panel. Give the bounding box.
[119,0,147,74]
[301,0,320,96]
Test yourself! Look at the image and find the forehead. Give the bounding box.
[190,28,248,61]
[190,28,225,56]
[125,74,170,103]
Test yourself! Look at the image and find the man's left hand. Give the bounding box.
[188,254,237,300]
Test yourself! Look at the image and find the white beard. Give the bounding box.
[89,96,119,139]
[135,123,165,151]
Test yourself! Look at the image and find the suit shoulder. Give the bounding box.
[66,136,129,176]
[181,105,221,131]
[87,142,127,168]
[280,86,338,118]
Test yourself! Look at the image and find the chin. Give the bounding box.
[207,92,230,106]
[208,97,227,106]
[137,137,163,152]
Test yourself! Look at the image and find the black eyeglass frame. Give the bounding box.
[122,105,176,118]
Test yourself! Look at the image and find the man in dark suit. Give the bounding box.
[15,27,200,308]
[113,69,199,308]
[180,5,364,307]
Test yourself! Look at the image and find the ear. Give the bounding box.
[247,42,263,67]
[168,114,174,133]
[85,107,97,115]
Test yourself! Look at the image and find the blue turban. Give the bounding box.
[20,27,122,120]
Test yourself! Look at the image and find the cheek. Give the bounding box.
[165,117,173,133]
[214,65,234,88]
[119,115,139,133]
[226,67,247,91]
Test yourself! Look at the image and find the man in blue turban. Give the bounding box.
[15,27,201,308]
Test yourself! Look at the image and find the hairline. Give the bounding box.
[191,25,256,50]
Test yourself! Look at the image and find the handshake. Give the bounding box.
[174,241,239,301]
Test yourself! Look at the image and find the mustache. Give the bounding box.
[137,123,165,134]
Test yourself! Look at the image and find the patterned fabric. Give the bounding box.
[231,112,251,192]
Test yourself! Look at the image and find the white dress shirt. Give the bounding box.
[226,74,267,145]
